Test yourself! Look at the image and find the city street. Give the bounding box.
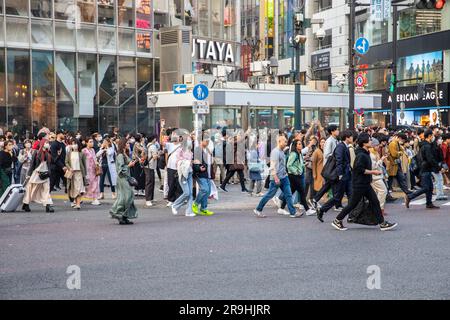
[1,185,450,300]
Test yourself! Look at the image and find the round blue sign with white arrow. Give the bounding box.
[193,84,209,101]
[355,37,370,55]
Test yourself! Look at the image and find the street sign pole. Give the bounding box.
[390,6,398,129]
[348,0,356,130]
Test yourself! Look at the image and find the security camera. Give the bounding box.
[294,35,307,44]
[316,28,326,41]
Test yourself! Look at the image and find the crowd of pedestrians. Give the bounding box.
[0,120,449,229]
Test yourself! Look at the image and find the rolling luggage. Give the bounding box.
[0,184,26,213]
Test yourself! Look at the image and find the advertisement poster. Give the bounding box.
[398,51,443,85]
[429,109,440,126]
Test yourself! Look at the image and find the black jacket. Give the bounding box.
[50,140,66,170]
[420,140,441,173]
[352,147,372,188]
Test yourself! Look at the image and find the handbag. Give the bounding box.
[95,163,103,176]
[64,169,73,179]
[37,161,50,181]
[127,176,139,187]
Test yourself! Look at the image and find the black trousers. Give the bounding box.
[144,168,155,201]
[336,186,384,224]
[167,168,182,202]
[281,174,310,211]
[50,166,65,192]
[221,169,246,191]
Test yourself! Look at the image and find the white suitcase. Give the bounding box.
[0,184,26,213]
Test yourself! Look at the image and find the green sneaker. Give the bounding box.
[201,209,215,216]
[192,202,199,214]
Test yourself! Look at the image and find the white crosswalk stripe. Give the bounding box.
[409,196,450,206]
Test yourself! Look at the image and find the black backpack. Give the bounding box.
[321,148,338,181]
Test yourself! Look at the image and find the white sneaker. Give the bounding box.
[145,201,153,207]
[91,199,101,206]
[166,201,173,207]
[306,208,316,216]
[294,203,304,210]
[277,208,290,216]
[272,197,282,208]
[290,211,304,218]
[253,209,266,218]
[171,206,178,215]
[185,212,196,217]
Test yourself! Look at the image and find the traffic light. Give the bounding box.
[416,0,446,9]
[389,73,396,93]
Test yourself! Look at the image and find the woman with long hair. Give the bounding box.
[96,137,117,200]
[0,140,16,197]
[22,139,54,213]
[65,138,87,210]
[310,138,325,203]
[18,139,33,184]
[110,138,138,225]
[369,139,388,215]
[82,137,101,206]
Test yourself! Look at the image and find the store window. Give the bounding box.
[317,29,332,50]
[56,52,77,132]
[194,0,209,37]
[6,17,29,47]
[119,28,135,54]
[0,49,5,130]
[119,57,137,133]
[318,0,332,12]
[136,31,151,54]
[55,21,76,50]
[31,20,53,49]
[153,0,169,29]
[32,51,56,134]
[5,0,29,16]
[118,0,134,27]
[77,53,97,133]
[225,0,239,41]
[99,55,118,133]
[136,0,151,29]
[98,25,117,53]
[399,8,445,39]
[31,0,52,18]
[98,0,115,25]
[77,23,97,51]
[0,17,4,46]
[77,0,96,23]
[137,58,153,133]
[54,0,76,20]
[211,0,222,39]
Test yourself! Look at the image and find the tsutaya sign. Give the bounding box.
[192,38,235,63]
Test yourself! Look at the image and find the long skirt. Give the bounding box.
[68,171,85,199]
[24,180,53,206]
[110,175,138,220]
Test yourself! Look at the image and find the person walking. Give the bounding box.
[369,139,388,215]
[82,138,101,206]
[310,138,325,202]
[247,139,264,197]
[131,134,146,197]
[166,134,183,206]
[110,138,138,225]
[171,137,196,217]
[22,139,54,213]
[277,139,316,216]
[49,130,67,192]
[143,134,159,207]
[219,135,249,193]
[387,133,411,195]
[18,140,33,184]
[0,140,16,197]
[253,135,303,218]
[65,139,87,210]
[192,136,215,216]
[405,130,442,210]
[97,138,117,200]
[316,130,354,222]
[331,133,398,231]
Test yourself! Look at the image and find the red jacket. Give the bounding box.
[442,143,450,168]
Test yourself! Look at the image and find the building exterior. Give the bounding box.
[0,0,160,137]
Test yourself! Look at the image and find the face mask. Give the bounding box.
[43,143,50,150]
[129,138,136,144]
[72,144,78,151]
[76,135,81,140]
[0,142,4,148]
[96,136,102,142]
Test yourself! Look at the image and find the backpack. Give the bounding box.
[321,149,338,181]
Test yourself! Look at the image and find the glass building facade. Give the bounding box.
[0,0,159,137]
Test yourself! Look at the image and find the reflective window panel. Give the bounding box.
[31,0,53,18]
[77,23,97,51]
[118,0,134,27]
[5,0,29,17]
[118,28,135,54]
[56,52,78,132]
[55,21,76,50]
[31,19,54,49]
[77,0,96,23]
[98,25,117,53]
[98,0,115,25]
[136,0,151,29]
[6,17,29,47]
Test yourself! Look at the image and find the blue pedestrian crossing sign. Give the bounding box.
[355,37,370,55]
[173,84,187,94]
[193,84,209,101]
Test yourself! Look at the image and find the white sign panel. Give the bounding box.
[193,100,210,114]
[371,0,391,21]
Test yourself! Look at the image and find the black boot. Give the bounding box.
[46,205,55,213]
[22,204,31,212]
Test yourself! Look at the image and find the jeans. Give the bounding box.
[388,169,409,194]
[100,165,116,193]
[256,176,296,215]
[321,178,352,213]
[408,171,434,206]
[279,174,310,211]
[144,168,155,201]
[249,180,262,194]
[432,172,445,198]
[173,172,194,214]
[336,186,384,224]
[196,178,211,211]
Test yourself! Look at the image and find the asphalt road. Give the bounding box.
[1,186,450,300]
